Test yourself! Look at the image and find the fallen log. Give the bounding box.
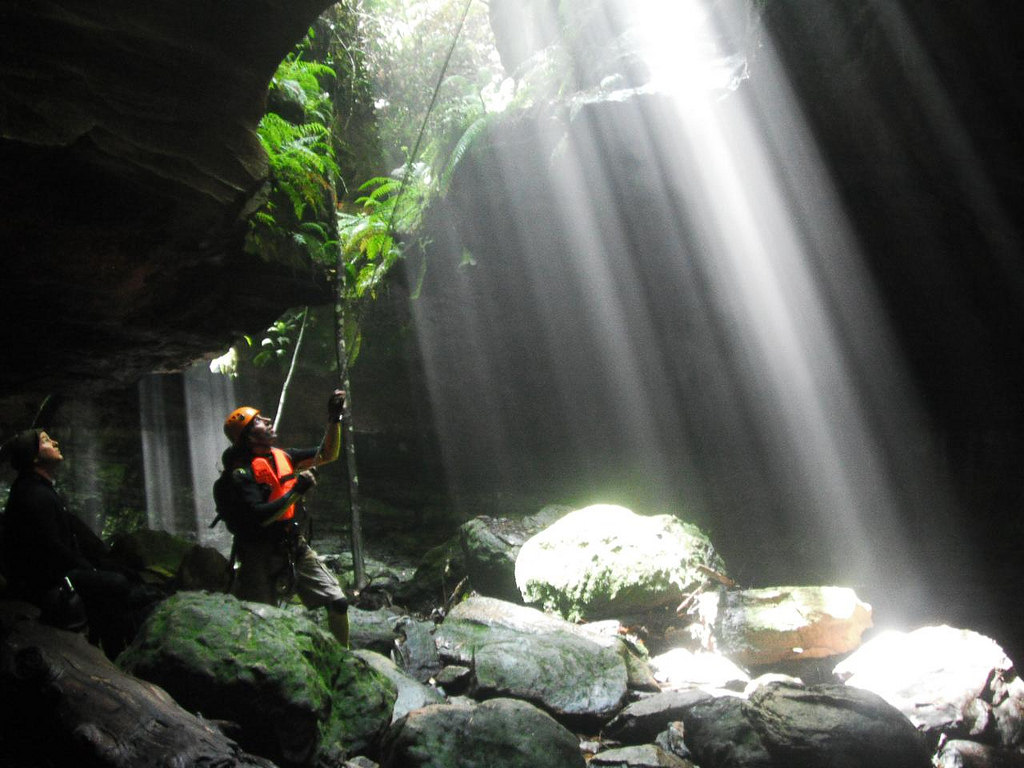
[0,599,277,767]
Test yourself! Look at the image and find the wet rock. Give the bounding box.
[352,650,445,723]
[590,743,695,767]
[434,596,629,725]
[699,585,873,667]
[604,689,716,745]
[380,697,586,768]
[118,591,396,767]
[515,504,726,621]
[834,625,1024,749]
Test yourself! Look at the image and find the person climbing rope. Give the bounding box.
[213,389,350,647]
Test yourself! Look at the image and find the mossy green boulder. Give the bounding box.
[118,591,396,767]
[514,504,726,621]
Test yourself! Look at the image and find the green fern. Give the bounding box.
[439,114,489,196]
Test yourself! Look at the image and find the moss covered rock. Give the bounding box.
[434,596,629,725]
[118,591,396,767]
[381,698,586,768]
[514,504,726,621]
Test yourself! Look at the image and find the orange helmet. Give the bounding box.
[224,406,260,444]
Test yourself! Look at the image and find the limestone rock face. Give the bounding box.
[0,0,334,421]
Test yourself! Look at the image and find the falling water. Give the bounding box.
[139,373,192,536]
[183,364,235,552]
[138,364,236,553]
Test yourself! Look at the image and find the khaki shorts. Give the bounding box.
[234,537,346,609]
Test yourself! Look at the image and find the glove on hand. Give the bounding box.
[294,469,318,494]
[327,389,346,420]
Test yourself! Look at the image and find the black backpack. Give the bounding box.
[211,469,264,541]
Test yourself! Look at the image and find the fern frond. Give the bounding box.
[440,115,489,196]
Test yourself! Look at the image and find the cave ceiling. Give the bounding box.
[0,0,334,430]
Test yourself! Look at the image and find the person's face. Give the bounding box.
[245,414,277,450]
[36,432,63,464]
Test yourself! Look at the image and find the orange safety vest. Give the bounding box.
[250,447,297,521]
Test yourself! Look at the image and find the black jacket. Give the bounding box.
[1,472,94,591]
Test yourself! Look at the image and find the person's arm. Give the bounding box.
[229,467,315,527]
[295,389,345,470]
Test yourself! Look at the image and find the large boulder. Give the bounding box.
[434,596,631,725]
[118,591,396,766]
[515,504,726,621]
[834,625,1024,749]
[683,681,931,768]
[380,697,586,768]
[699,585,873,667]
[459,505,570,602]
[746,681,931,767]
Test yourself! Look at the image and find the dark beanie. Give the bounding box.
[1,429,41,472]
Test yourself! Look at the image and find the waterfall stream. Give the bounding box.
[139,364,236,554]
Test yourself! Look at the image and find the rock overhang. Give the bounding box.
[0,0,336,428]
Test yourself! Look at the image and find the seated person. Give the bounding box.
[0,428,154,658]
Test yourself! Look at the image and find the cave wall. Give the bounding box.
[0,0,335,430]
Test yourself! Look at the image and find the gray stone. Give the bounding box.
[604,689,714,745]
[590,744,695,767]
[459,515,541,602]
[748,681,931,767]
[392,615,442,683]
[380,698,586,768]
[435,596,629,723]
[349,606,405,655]
[683,695,775,768]
[352,650,446,723]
